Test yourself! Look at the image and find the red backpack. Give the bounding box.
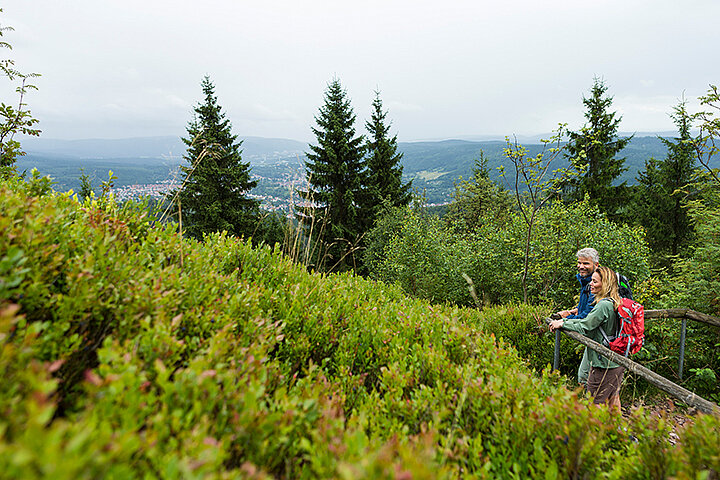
[600,297,645,356]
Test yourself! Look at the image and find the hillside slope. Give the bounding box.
[0,175,718,478]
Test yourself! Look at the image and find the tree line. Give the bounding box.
[163,76,411,274]
[165,74,718,282]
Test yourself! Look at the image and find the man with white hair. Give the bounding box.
[554,247,600,384]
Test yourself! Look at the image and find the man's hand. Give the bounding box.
[554,307,579,318]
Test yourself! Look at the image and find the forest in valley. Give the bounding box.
[2,8,720,478]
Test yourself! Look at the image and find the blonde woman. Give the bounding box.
[549,266,624,411]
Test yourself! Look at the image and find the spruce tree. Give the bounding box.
[172,76,259,239]
[634,99,697,266]
[564,78,630,219]
[364,91,412,228]
[298,78,365,271]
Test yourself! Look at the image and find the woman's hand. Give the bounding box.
[549,319,564,332]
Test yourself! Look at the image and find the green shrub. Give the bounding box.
[368,198,652,310]
[468,199,651,307]
[469,303,582,378]
[365,205,474,305]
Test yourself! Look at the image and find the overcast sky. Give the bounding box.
[2,0,719,142]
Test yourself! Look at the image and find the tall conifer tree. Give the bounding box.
[564,78,630,219]
[298,78,365,270]
[634,99,697,266]
[173,76,259,239]
[364,91,412,228]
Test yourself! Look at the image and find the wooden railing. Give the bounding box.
[547,308,720,416]
[646,309,720,327]
[645,309,720,380]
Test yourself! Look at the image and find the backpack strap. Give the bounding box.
[597,298,617,346]
[599,325,612,346]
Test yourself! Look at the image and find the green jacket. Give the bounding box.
[562,298,621,369]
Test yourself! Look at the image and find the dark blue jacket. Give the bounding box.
[566,274,595,319]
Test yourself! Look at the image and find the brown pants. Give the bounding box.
[587,366,625,404]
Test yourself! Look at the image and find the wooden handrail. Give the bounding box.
[545,317,720,416]
[645,309,720,328]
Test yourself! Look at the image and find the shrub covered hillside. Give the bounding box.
[1,175,719,479]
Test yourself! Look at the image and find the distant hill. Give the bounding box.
[16,136,309,193]
[396,136,691,203]
[449,131,679,144]
[19,136,308,164]
[14,134,715,204]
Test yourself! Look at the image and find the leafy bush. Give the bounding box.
[0,174,717,478]
[364,204,474,305]
[469,303,583,378]
[368,198,651,309]
[443,155,513,233]
[469,199,651,306]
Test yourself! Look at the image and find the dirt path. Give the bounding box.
[622,396,697,445]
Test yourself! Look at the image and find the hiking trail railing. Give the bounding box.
[546,309,720,416]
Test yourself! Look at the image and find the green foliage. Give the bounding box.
[617,86,720,403]
[499,127,579,302]
[253,210,291,248]
[365,202,474,305]
[563,77,631,220]
[363,202,411,281]
[669,183,720,317]
[695,84,720,184]
[445,154,513,233]
[24,168,55,197]
[470,303,582,377]
[632,181,720,401]
[299,78,366,272]
[653,89,720,399]
[77,168,93,201]
[99,169,117,198]
[0,176,717,478]
[169,76,260,240]
[0,246,28,299]
[372,193,650,310]
[0,9,41,168]
[606,410,720,479]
